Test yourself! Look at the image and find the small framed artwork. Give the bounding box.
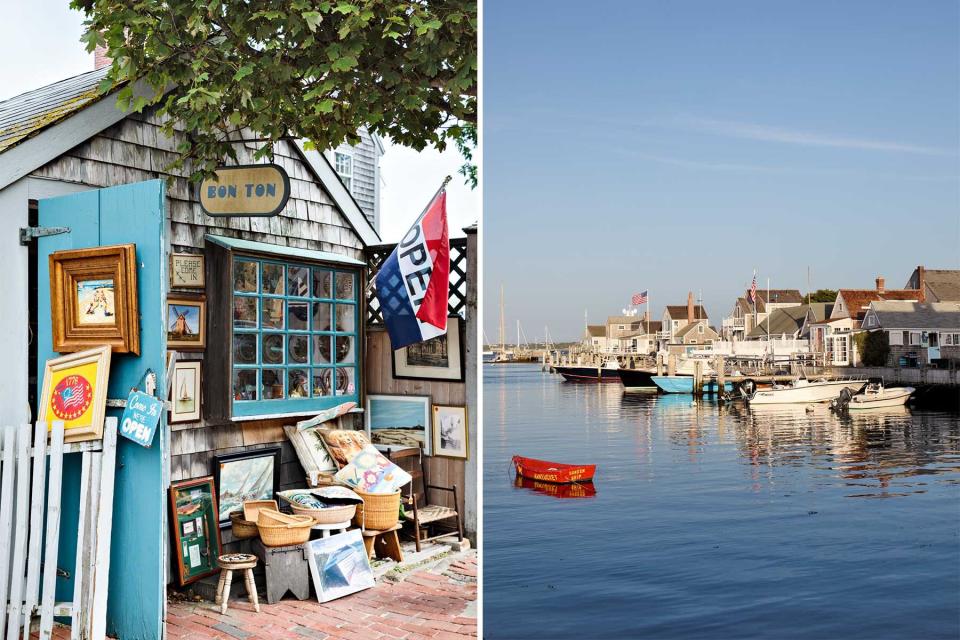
[392,316,465,382]
[365,394,432,455]
[37,345,112,443]
[167,295,206,350]
[170,361,202,423]
[49,243,139,354]
[170,253,205,289]
[212,447,281,527]
[306,530,375,603]
[169,477,222,586]
[432,405,469,460]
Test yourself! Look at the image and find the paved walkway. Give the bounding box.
[166,552,477,640]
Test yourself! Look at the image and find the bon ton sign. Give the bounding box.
[199,164,291,217]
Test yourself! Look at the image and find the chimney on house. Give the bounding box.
[875,276,885,294]
[94,45,112,70]
[687,291,695,323]
[917,265,926,302]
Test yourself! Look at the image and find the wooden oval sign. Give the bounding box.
[199,164,291,217]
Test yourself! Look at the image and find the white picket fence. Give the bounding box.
[0,418,117,640]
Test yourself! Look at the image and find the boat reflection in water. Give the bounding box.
[513,475,597,499]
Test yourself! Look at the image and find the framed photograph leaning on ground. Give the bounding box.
[392,315,464,382]
[432,405,468,459]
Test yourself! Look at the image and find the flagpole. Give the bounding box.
[366,175,452,293]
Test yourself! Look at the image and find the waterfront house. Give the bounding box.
[0,65,474,638]
[584,324,608,352]
[801,302,835,353]
[666,320,719,355]
[658,292,708,350]
[722,289,803,341]
[861,300,960,367]
[904,266,960,303]
[746,305,808,340]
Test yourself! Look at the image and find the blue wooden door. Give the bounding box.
[38,180,166,640]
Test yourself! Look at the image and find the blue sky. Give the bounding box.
[483,0,959,342]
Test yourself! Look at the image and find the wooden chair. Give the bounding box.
[387,447,464,552]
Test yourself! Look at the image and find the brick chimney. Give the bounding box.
[875,276,885,293]
[917,265,926,302]
[94,45,112,70]
[687,291,694,323]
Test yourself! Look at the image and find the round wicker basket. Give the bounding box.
[256,512,314,547]
[229,511,259,540]
[352,490,401,530]
[289,502,357,525]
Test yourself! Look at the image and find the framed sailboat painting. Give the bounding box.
[212,447,281,526]
[170,360,202,424]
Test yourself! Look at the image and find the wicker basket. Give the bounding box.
[256,512,314,547]
[229,511,259,540]
[291,502,356,525]
[352,490,401,530]
[242,500,279,522]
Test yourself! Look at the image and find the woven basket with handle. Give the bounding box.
[229,510,259,540]
[256,510,314,547]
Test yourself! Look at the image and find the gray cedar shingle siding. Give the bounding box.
[328,128,380,229]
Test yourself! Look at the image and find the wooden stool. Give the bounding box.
[361,524,403,562]
[216,553,260,615]
[251,539,311,604]
[311,520,352,539]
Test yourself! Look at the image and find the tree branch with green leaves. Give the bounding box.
[71,0,477,185]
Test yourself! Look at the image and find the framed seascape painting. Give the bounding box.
[169,477,222,586]
[167,295,206,350]
[170,361,202,423]
[392,316,465,382]
[365,395,432,455]
[306,530,375,603]
[49,243,139,354]
[37,345,112,443]
[212,447,281,526]
[432,405,469,460]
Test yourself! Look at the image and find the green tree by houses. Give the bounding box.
[807,289,838,303]
[71,0,477,183]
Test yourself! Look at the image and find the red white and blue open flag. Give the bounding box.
[375,187,450,349]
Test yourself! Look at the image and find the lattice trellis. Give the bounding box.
[365,237,468,325]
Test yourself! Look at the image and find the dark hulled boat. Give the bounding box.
[616,368,658,391]
[554,362,621,382]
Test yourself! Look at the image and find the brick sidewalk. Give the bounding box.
[166,552,477,640]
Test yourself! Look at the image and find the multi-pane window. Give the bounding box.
[231,257,359,417]
[334,152,353,192]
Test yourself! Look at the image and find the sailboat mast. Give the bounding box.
[499,285,505,354]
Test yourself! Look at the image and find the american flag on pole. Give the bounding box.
[748,273,758,303]
[632,290,648,305]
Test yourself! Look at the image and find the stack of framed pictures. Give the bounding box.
[365,395,469,460]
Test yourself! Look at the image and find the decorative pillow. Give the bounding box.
[319,429,372,469]
[334,445,412,494]
[283,425,337,479]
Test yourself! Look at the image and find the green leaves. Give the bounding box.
[74,0,477,185]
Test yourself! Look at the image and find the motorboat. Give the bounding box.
[555,359,621,382]
[838,379,914,410]
[747,377,866,405]
[651,376,733,394]
[616,368,658,391]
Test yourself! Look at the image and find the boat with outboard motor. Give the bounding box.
[747,377,866,405]
[555,359,621,382]
[833,378,914,410]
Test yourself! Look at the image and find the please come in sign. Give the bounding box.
[199,164,291,217]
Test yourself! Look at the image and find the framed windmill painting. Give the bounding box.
[167,295,206,350]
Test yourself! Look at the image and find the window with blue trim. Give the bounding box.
[230,256,359,417]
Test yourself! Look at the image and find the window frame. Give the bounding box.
[230,254,361,419]
[334,151,353,193]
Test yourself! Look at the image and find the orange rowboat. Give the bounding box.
[512,455,596,484]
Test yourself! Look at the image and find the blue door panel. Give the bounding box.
[38,180,166,640]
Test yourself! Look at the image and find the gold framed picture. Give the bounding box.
[49,244,139,354]
[170,253,205,289]
[37,345,112,443]
[170,360,202,423]
[167,296,206,351]
[431,405,469,460]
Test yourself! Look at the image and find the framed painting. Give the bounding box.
[37,345,111,443]
[432,405,469,460]
[212,447,281,526]
[392,316,465,382]
[170,252,205,289]
[169,477,222,586]
[167,295,206,350]
[49,243,139,354]
[306,530,375,603]
[365,395,432,455]
[170,361,202,424]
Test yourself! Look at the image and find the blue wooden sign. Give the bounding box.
[119,390,163,447]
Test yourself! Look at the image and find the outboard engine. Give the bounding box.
[831,387,853,412]
[739,378,757,399]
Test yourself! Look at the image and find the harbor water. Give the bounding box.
[484,364,960,639]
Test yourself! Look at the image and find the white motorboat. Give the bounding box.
[748,377,866,405]
[845,380,914,410]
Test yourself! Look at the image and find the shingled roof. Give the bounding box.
[0,68,110,153]
[836,289,921,321]
[748,305,808,338]
[587,325,606,338]
[923,270,960,303]
[744,289,803,313]
[665,305,708,320]
[865,301,960,330]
